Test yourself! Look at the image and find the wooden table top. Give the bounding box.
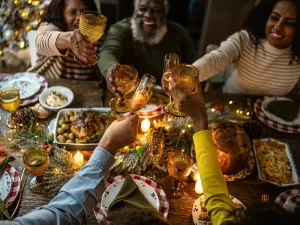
[1,74,300,225]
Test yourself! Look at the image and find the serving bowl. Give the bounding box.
[39,86,74,112]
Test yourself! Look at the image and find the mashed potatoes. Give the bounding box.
[46,91,68,107]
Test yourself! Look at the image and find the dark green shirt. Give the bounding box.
[98,18,197,85]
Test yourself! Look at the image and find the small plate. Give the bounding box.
[192,195,246,225]
[100,178,160,217]
[275,189,300,213]
[262,97,300,126]
[137,104,163,118]
[0,171,12,201]
[48,118,56,134]
[0,72,42,99]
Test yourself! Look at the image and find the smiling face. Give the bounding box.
[64,0,88,31]
[265,1,297,49]
[131,0,168,45]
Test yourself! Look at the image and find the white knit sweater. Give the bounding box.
[193,30,300,96]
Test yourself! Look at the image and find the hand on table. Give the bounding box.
[98,114,139,154]
[168,78,208,132]
[69,29,97,64]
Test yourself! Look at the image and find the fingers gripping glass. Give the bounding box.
[75,11,107,66]
[109,65,139,113]
[165,64,199,117]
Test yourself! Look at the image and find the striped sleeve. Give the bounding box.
[35,23,68,57]
[193,30,249,82]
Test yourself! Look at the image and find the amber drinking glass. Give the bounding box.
[0,88,21,113]
[168,151,193,198]
[165,64,199,117]
[109,65,139,113]
[130,74,156,113]
[23,147,49,194]
[77,11,107,65]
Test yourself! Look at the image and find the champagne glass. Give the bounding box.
[109,65,139,113]
[168,151,193,198]
[76,11,107,65]
[130,74,156,113]
[23,147,49,194]
[162,53,179,92]
[165,64,199,117]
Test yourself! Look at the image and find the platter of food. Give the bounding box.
[54,108,119,150]
[253,138,300,187]
[261,97,300,126]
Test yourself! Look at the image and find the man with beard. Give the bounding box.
[98,0,196,104]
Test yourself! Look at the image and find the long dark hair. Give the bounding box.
[42,0,97,31]
[243,0,300,60]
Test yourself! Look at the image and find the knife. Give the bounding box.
[11,168,27,218]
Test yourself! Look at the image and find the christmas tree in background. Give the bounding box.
[0,0,49,56]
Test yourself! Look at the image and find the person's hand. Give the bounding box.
[161,70,173,95]
[106,64,122,96]
[168,78,208,132]
[69,29,96,63]
[98,114,139,154]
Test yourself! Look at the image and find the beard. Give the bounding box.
[130,17,167,45]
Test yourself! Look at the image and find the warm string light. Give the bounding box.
[141,118,151,133]
[74,151,84,166]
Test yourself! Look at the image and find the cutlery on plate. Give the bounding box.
[11,168,27,218]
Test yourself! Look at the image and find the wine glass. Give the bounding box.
[162,53,179,92]
[76,11,107,65]
[23,147,49,194]
[130,74,156,113]
[0,88,21,126]
[109,65,139,113]
[165,64,199,117]
[168,151,193,198]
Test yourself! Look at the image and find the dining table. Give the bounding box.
[1,73,300,225]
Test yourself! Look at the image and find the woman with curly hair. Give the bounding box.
[27,0,101,80]
[193,0,300,96]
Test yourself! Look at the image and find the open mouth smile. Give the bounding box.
[143,21,156,25]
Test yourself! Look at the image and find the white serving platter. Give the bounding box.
[54,108,114,151]
[253,138,300,187]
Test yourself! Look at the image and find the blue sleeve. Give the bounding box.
[4,148,115,225]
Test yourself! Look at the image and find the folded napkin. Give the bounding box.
[0,199,10,221]
[0,156,15,175]
[108,176,155,212]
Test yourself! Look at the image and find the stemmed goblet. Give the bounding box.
[23,147,50,194]
[109,65,139,113]
[0,88,21,125]
[76,11,107,65]
[168,151,193,198]
[165,64,199,117]
[130,74,156,113]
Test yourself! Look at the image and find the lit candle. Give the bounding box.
[141,118,151,133]
[74,151,84,165]
[192,171,200,182]
[195,180,203,194]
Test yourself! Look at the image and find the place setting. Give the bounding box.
[254,96,300,133]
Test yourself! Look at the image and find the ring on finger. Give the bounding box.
[74,41,79,48]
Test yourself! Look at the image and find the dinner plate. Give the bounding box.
[262,97,300,126]
[94,174,169,223]
[100,178,160,217]
[192,195,246,225]
[275,189,300,213]
[137,104,163,118]
[0,171,12,201]
[254,99,300,134]
[0,72,42,99]
[5,165,20,208]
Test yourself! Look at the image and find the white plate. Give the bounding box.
[0,72,42,99]
[192,195,246,225]
[253,138,300,187]
[262,97,300,126]
[100,178,160,217]
[48,118,56,134]
[0,171,12,201]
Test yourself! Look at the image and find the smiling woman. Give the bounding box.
[27,0,102,80]
[193,0,300,96]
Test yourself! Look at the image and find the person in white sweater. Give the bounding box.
[193,0,300,96]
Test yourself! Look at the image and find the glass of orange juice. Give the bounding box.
[0,88,21,113]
